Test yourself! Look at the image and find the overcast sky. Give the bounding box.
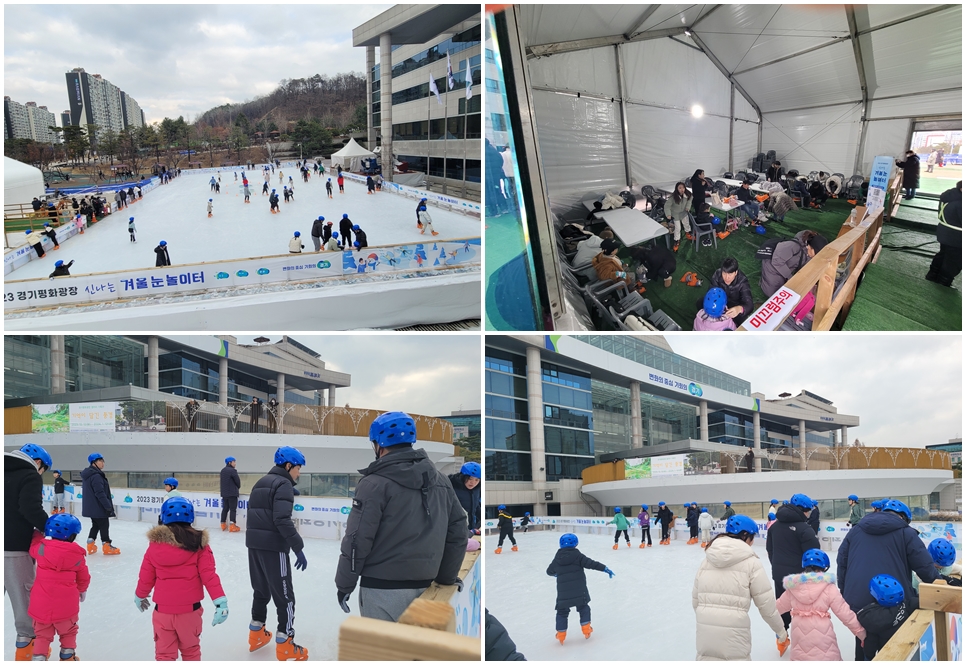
[236,335,481,418]
[4,4,389,124]
[669,335,962,448]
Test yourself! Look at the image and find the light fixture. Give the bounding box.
[691,104,704,118]
[684,28,692,37]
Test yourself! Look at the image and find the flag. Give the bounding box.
[466,70,473,100]
[429,72,442,105]
[447,52,455,90]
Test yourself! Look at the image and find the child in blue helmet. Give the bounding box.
[637,505,652,547]
[547,533,613,644]
[694,287,736,331]
[912,539,962,591]
[856,574,917,660]
[326,178,333,198]
[697,507,714,548]
[520,512,531,533]
[495,504,517,553]
[448,461,481,535]
[608,507,631,549]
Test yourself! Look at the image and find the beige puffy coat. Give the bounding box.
[692,536,788,661]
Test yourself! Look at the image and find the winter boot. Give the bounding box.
[612,543,618,550]
[102,542,120,555]
[249,623,272,652]
[581,624,593,639]
[221,523,227,531]
[511,545,518,552]
[15,637,34,661]
[229,523,241,533]
[494,547,502,554]
[86,539,97,555]
[556,631,567,645]
[58,649,78,661]
[275,634,308,661]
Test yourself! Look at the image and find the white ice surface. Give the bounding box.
[485,530,859,661]
[9,167,480,281]
[4,519,353,661]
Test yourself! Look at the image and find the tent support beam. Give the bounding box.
[846,6,870,176]
[689,31,762,122]
[668,36,702,52]
[855,4,957,37]
[526,27,688,59]
[615,45,633,188]
[530,85,742,122]
[733,37,850,76]
[873,87,962,103]
[625,5,660,39]
[869,113,964,123]
[729,84,735,173]
[766,100,863,115]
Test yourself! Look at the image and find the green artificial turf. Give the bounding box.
[893,197,940,229]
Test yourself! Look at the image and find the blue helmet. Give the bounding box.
[790,493,813,509]
[641,504,649,511]
[723,501,732,507]
[352,225,360,231]
[614,506,621,513]
[129,217,134,222]
[560,533,578,549]
[869,574,904,607]
[332,232,338,238]
[882,499,911,522]
[87,452,103,465]
[45,514,81,540]
[802,548,830,570]
[871,500,882,510]
[725,515,759,538]
[701,507,708,513]
[53,470,61,475]
[25,229,31,235]
[44,222,50,227]
[658,501,666,506]
[754,224,766,234]
[369,411,416,447]
[498,504,506,511]
[712,216,721,225]
[328,178,331,181]
[770,499,779,505]
[274,446,306,467]
[159,240,167,246]
[160,497,195,525]
[927,539,956,567]
[294,231,300,237]
[524,512,530,516]
[20,444,52,470]
[163,477,178,489]
[55,260,64,267]
[768,512,776,520]
[225,457,236,464]
[848,494,859,502]
[343,214,348,219]
[354,241,360,248]
[703,288,727,318]
[460,462,481,478]
[317,216,324,221]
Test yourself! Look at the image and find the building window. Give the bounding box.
[486,393,528,420]
[465,114,481,140]
[465,159,481,183]
[445,159,464,181]
[486,78,501,93]
[485,450,532,481]
[545,455,594,481]
[491,114,507,133]
[485,348,526,375]
[397,155,427,173]
[389,25,481,80]
[429,157,445,177]
[459,96,482,115]
[544,405,593,430]
[544,426,593,456]
[485,419,531,452]
[485,370,528,399]
[542,383,592,411]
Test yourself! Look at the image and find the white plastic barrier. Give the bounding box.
[5,237,481,311]
[341,171,481,217]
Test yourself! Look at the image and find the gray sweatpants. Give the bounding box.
[4,551,36,638]
[358,587,427,622]
[53,494,66,510]
[312,236,321,252]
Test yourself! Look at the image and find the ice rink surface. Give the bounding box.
[486,530,859,661]
[11,167,480,281]
[4,519,355,661]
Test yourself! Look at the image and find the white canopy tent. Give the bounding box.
[330,137,376,173]
[513,4,962,210]
[4,156,45,208]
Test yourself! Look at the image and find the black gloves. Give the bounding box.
[338,590,351,613]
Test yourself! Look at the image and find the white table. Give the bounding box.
[716,178,770,193]
[592,206,669,248]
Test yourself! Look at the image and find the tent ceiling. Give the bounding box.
[520,4,962,114]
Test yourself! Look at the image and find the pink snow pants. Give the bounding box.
[153,608,203,661]
[33,616,79,655]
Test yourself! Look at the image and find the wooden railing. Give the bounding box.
[739,205,884,331]
[874,582,960,661]
[886,172,904,223]
[4,201,72,236]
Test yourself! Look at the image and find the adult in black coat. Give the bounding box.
[81,454,117,552]
[628,244,676,287]
[485,609,526,660]
[765,501,819,629]
[546,543,608,632]
[49,260,74,279]
[220,457,241,530]
[927,182,962,287]
[249,396,262,432]
[448,471,481,533]
[685,503,699,542]
[656,504,674,543]
[353,227,368,249]
[339,215,353,247]
[689,169,709,205]
[710,263,753,318]
[5,446,52,653]
[895,151,920,199]
[154,242,171,267]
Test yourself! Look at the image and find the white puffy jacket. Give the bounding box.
[692,536,787,661]
[698,512,714,531]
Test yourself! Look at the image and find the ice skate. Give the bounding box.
[511,545,518,552]
[59,649,78,661]
[249,623,272,652]
[86,539,97,555]
[275,634,308,661]
[15,637,34,661]
[221,522,227,531]
[556,631,567,644]
[612,543,618,550]
[647,543,653,547]
[229,523,241,533]
[494,547,502,554]
[431,231,439,236]
[581,624,593,639]
[626,541,631,547]
[102,542,120,555]
[639,542,646,548]
[417,222,423,229]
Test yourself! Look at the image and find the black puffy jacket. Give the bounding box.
[220,464,240,498]
[5,453,48,552]
[765,504,819,584]
[856,597,918,659]
[546,547,606,610]
[710,268,754,317]
[448,473,480,530]
[485,609,526,661]
[81,465,115,519]
[245,466,303,554]
[656,506,674,525]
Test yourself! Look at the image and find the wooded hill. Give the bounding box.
[194,72,368,135]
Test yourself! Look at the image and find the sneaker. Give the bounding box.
[581,624,593,639]
[556,631,567,645]
[249,624,272,652]
[275,634,309,661]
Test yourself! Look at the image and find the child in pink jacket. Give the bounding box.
[135,497,228,661]
[29,514,91,661]
[775,549,866,660]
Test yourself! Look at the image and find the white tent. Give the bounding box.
[511,4,962,210]
[330,137,376,173]
[4,156,45,208]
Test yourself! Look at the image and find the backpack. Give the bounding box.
[756,237,783,261]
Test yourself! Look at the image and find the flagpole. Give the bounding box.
[427,70,432,191]
[443,69,448,197]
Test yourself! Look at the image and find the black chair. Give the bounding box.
[723,172,734,179]
[735,171,748,182]
[745,172,759,183]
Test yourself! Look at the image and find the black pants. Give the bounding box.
[927,243,962,286]
[774,584,791,630]
[221,496,238,524]
[660,522,671,541]
[88,517,111,543]
[497,530,516,547]
[249,549,295,636]
[614,529,629,544]
[32,243,45,258]
[690,523,698,538]
[556,604,590,631]
[641,525,651,545]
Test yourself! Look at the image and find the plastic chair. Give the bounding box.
[608,294,654,330]
[723,172,734,180]
[745,173,760,183]
[845,175,865,201]
[735,171,748,183]
[689,211,717,253]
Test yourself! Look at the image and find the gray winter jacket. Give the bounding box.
[760,230,809,297]
[335,447,468,593]
[245,466,304,554]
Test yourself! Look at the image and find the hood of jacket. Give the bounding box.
[360,447,436,491]
[579,236,604,251]
[553,547,585,566]
[6,450,39,472]
[147,524,210,550]
[267,464,297,486]
[34,536,88,571]
[705,535,758,569]
[782,571,837,602]
[856,510,909,536]
[776,503,809,524]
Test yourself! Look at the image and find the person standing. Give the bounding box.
[926,181,961,287]
[895,150,920,200]
[246,446,309,660]
[847,494,863,526]
[690,169,709,205]
[41,223,60,250]
[128,217,137,243]
[52,470,67,514]
[335,412,468,622]
[249,396,262,433]
[637,504,652,548]
[267,398,279,434]
[608,507,631,549]
[25,229,46,258]
[5,443,53,661]
[721,501,736,521]
[154,241,171,267]
[311,216,326,252]
[765,493,820,630]
[220,457,241,533]
[337,173,345,194]
[448,461,481,535]
[686,503,699,545]
[494,504,517,553]
[547,533,613,643]
[656,502,674,545]
[339,215,353,250]
[664,182,694,252]
[81,453,120,556]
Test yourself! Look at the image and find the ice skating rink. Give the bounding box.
[10,167,480,281]
[486,530,859,661]
[3,519,354,661]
